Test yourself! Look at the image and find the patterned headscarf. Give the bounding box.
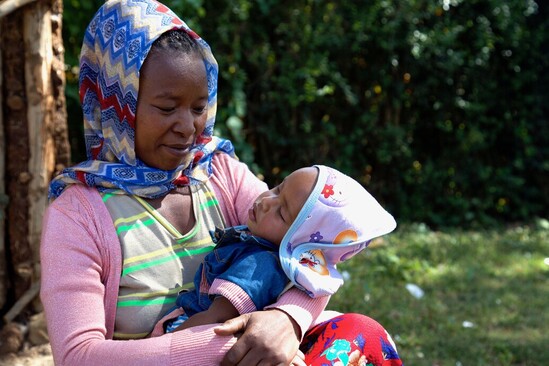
[49,0,234,199]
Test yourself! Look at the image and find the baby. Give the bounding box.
[166,165,396,332]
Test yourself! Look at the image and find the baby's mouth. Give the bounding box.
[248,205,256,223]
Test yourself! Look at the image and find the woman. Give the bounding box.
[40,0,403,365]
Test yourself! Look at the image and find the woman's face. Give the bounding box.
[135,50,208,171]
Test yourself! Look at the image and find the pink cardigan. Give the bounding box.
[40,154,331,365]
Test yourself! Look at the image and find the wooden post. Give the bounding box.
[24,0,56,287]
[2,1,31,302]
[0,0,70,315]
[0,15,7,312]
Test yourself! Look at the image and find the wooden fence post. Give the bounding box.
[0,0,70,322]
[0,17,6,312]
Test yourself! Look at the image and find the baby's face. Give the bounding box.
[247,167,318,245]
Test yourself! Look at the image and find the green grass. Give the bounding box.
[329,219,549,366]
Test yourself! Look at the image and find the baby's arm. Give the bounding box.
[173,296,239,332]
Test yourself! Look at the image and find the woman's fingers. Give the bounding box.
[220,310,300,365]
[214,313,250,336]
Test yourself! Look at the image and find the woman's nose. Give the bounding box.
[172,110,196,137]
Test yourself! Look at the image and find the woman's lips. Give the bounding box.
[163,144,190,157]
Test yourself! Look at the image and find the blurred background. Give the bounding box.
[0,0,547,364]
[63,0,548,229]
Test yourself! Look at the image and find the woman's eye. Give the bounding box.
[155,106,175,113]
[193,106,207,114]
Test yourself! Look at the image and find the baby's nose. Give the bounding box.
[258,196,277,211]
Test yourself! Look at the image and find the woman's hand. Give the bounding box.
[214,309,301,365]
[291,350,307,366]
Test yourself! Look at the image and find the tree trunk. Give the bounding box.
[0,15,6,312]
[0,0,70,319]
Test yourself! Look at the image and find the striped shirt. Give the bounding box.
[101,182,225,339]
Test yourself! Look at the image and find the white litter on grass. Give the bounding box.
[462,321,475,328]
[405,283,424,299]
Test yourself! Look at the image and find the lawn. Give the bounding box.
[329,219,549,366]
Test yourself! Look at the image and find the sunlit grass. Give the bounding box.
[329,220,549,366]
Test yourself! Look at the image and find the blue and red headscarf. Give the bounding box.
[49,0,234,199]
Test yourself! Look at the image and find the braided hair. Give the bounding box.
[149,29,204,58]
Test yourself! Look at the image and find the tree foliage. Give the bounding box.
[63,0,548,228]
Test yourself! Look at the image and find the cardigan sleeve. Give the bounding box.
[209,153,268,227]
